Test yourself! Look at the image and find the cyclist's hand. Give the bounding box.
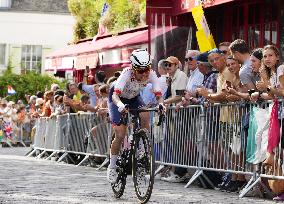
[117,101,126,113]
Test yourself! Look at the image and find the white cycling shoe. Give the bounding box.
[107,166,118,184]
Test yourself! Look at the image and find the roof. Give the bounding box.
[46,29,149,58]
[47,26,175,58]
[9,0,70,14]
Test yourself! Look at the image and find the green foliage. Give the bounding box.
[68,0,146,42]
[0,72,64,103]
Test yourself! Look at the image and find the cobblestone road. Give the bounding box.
[0,147,276,204]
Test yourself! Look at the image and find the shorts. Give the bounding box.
[108,87,145,125]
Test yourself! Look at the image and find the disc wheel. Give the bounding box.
[132,129,154,204]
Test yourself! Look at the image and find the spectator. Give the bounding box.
[95,71,106,85]
[218,42,231,57]
[229,39,255,91]
[51,84,60,92]
[163,56,188,105]
[78,82,97,107]
[185,50,204,98]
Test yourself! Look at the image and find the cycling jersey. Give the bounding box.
[114,68,162,99]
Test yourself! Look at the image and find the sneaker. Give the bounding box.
[107,166,118,184]
[273,192,284,201]
[161,172,184,183]
[226,181,246,192]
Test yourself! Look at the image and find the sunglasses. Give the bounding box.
[185,57,193,62]
[135,68,151,74]
[220,50,228,54]
[164,62,176,68]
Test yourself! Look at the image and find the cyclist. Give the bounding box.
[107,49,164,183]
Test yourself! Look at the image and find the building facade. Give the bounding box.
[146,0,284,64]
[0,0,75,75]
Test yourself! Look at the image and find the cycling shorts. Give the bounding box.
[108,86,145,125]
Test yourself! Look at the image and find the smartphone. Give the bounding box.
[226,80,232,88]
[248,89,255,95]
[176,90,185,96]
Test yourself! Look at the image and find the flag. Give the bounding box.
[92,2,109,42]
[7,85,16,95]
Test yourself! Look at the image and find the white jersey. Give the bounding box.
[114,68,162,99]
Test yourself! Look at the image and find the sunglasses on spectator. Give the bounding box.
[185,57,194,62]
[220,50,228,54]
[164,62,176,68]
[135,68,151,74]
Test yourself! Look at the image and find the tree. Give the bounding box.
[0,72,64,103]
[68,0,146,42]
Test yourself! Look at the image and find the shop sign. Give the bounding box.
[75,53,99,70]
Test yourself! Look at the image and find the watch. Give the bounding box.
[267,86,271,92]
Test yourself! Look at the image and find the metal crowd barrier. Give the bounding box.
[29,101,284,198]
[154,101,284,198]
[29,112,112,167]
[0,119,31,147]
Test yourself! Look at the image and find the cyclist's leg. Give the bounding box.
[140,112,150,131]
[110,125,127,167]
[107,89,127,183]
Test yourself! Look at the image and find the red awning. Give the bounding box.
[46,29,149,59]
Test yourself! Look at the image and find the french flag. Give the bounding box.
[7,85,16,95]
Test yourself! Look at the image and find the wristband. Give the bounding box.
[117,101,125,112]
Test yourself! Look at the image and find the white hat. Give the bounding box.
[35,98,44,106]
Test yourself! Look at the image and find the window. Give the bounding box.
[21,45,42,73]
[0,44,5,66]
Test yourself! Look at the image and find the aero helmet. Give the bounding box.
[130,49,152,69]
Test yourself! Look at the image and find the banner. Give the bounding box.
[192,5,216,52]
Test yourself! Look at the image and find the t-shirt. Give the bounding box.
[114,68,162,99]
[170,69,188,97]
[186,68,204,95]
[270,64,284,88]
[239,59,254,86]
[218,67,241,123]
[82,84,97,107]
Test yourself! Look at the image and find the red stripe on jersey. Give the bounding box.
[154,92,162,97]
[114,89,122,95]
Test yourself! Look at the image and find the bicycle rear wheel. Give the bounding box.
[111,149,128,198]
[132,129,154,204]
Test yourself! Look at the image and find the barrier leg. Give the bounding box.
[19,140,26,147]
[239,176,261,198]
[184,169,203,188]
[46,151,57,160]
[97,157,109,170]
[76,155,89,167]
[57,152,68,162]
[36,150,47,159]
[201,171,215,189]
[154,165,165,175]
[27,149,37,157]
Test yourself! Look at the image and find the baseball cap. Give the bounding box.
[165,56,179,64]
[208,48,224,55]
[194,52,209,63]
[35,98,44,106]
[30,95,37,101]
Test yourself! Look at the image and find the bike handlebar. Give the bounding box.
[119,104,165,126]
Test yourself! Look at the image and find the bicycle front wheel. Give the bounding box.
[132,129,154,204]
[111,150,128,198]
